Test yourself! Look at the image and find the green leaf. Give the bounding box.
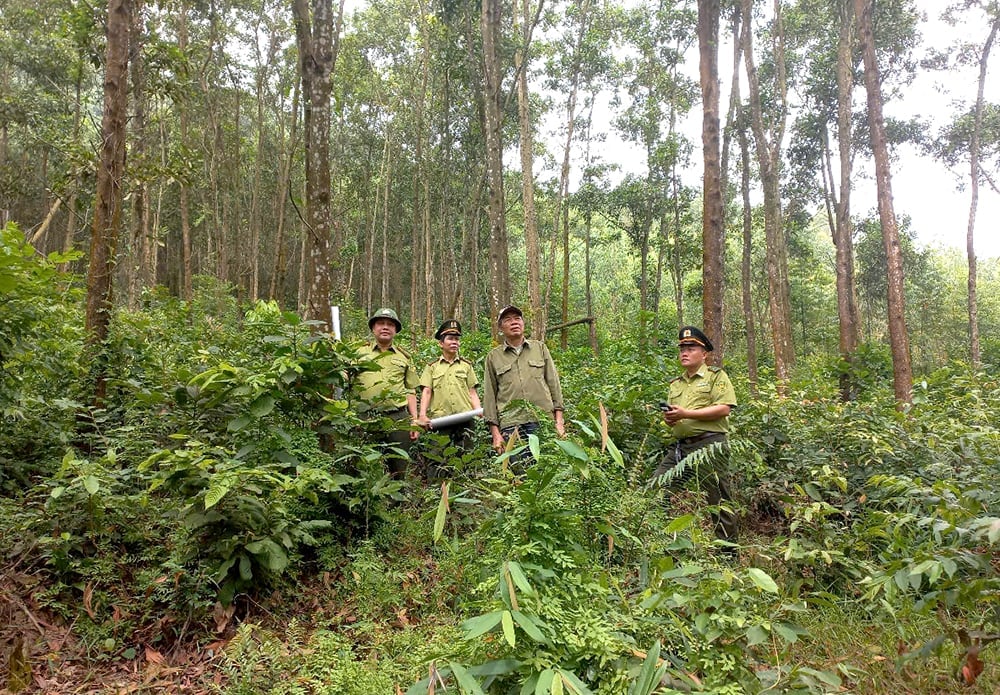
[506,561,535,595]
[449,662,487,695]
[501,610,516,647]
[50,486,65,499]
[747,567,779,594]
[773,622,806,644]
[244,539,289,572]
[82,476,100,495]
[745,624,769,646]
[511,610,547,644]
[665,514,696,533]
[555,439,589,461]
[204,480,232,509]
[529,433,541,461]
[461,611,504,640]
[557,670,593,695]
[536,669,555,695]
[249,394,276,418]
[629,641,663,695]
[227,415,252,432]
[433,482,450,542]
[239,554,252,581]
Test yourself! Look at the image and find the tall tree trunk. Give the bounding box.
[699,0,724,363]
[833,0,860,400]
[269,79,300,302]
[177,5,193,301]
[482,0,512,321]
[966,12,998,369]
[738,120,758,397]
[127,0,149,310]
[855,0,912,405]
[515,0,543,338]
[85,0,130,403]
[742,0,794,387]
[292,0,344,327]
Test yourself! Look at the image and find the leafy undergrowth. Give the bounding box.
[3,268,1000,693]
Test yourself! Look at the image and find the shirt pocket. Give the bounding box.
[527,359,546,371]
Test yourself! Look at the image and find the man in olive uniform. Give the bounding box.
[417,320,482,476]
[483,305,565,461]
[354,308,420,477]
[655,326,739,543]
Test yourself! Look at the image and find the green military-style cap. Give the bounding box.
[678,325,714,352]
[435,319,462,340]
[496,304,523,324]
[368,307,402,332]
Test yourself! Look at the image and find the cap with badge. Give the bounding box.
[677,325,714,352]
[435,319,462,340]
[368,307,402,332]
[496,304,523,324]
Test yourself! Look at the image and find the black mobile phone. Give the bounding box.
[658,401,674,412]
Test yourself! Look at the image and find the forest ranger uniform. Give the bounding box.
[654,326,739,543]
[482,305,564,466]
[418,320,481,476]
[354,308,420,477]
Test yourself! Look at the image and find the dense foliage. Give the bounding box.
[1,234,998,693]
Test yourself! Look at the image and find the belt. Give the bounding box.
[678,431,725,444]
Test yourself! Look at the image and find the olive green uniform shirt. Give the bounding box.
[668,364,737,439]
[483,339,563,429]
[354,341,419,411]
[419,356,479,419]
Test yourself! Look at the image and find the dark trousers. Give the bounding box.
[379,408,415,478]
[500,421,540,470]
[653,432,738,542]
[422,423,474,480]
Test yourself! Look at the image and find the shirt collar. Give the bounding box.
[683,363,709,381]
[369,341,396,353]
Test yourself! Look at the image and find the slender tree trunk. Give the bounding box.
[85,0,130,403]
[966,13,998,369]
[177,6,193,301]
[738,121,758,397]
[292,0,345,327]
[742,0,794,387]
[482,0,511,320]
[514,0,543,338]
[127,0,149,310]
[834,0,860,400]
[855,0,912,405]
[699,0,724,363]
[269,79,300,302]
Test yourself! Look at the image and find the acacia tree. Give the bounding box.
[85,0,129,402]
[741,0,794,386]
[698,0,725,362]
[292,0,344,326]
[855,0,912,405]
[482,0,512,320]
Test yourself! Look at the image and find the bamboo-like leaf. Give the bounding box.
[535,669,555,695]
[501,610,516,647]
[528,433,541,461]
[506,561,534,595]
[433,482,450,542]
[504,564,520,611]
[555,439,589,461]
[599,402,609,452]
[511,610,547,644]
[449,662,487,695]
[461,611,504,640]
[559,669,595,695]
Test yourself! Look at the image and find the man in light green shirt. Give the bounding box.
[655,325,739,544]
[483,305,565,458]
[354,308,420,476]
[417,320,481,474]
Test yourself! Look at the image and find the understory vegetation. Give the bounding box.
[2,231,999,694]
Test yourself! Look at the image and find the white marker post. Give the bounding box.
[330,305,341,340]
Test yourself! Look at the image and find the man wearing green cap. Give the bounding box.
[354,308,420,476]
[417,320,481,474]
[654,325,739,544]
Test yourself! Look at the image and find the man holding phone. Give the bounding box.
[654,326,739,544]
